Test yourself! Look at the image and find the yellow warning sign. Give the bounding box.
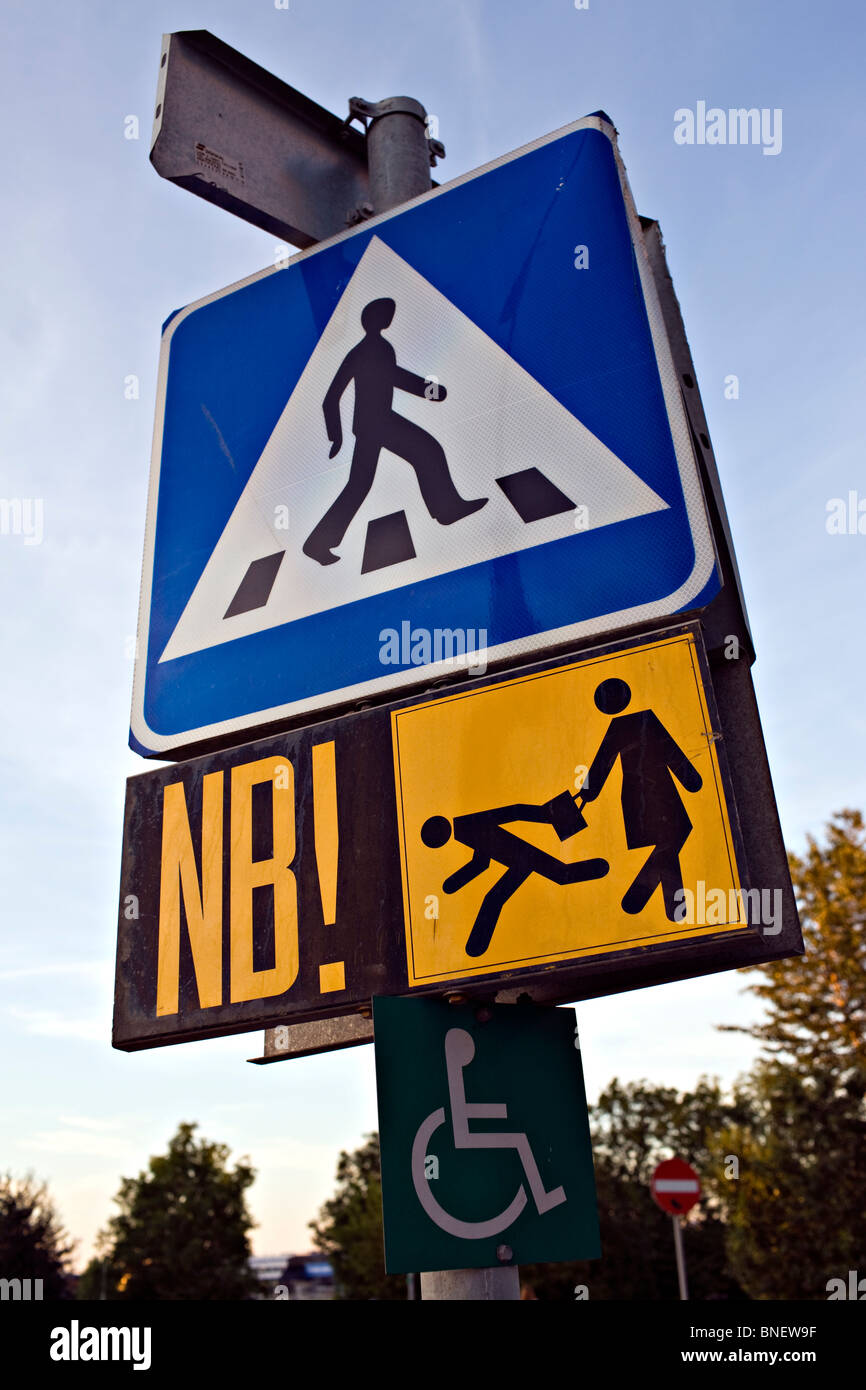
[392,630,747,986]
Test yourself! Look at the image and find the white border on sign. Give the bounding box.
[130,114,718,755]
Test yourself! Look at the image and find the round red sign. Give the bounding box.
[650,1157,701,1215]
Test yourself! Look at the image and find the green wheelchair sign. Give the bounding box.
[373,997,601,1274]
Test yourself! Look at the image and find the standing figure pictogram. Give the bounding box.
[303,297,487,564]
[580,677,703,920]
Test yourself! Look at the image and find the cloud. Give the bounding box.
[0,961,110,982]
[57,1115,123,1133]
[240,1136,343,1174]
[8,1008,107,1042]
[26,1118,134,1162]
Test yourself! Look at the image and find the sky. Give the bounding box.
[1,0,864,1270]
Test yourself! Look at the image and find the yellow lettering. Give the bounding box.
[230,757,299,1001]
[157,774,223,1015]
[312,741,339,924]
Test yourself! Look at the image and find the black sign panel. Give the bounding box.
[114,622,802,1050]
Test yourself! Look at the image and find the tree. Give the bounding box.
[312,1093,747,1302]
[524,1078,750,1300]
[80,1122,259,1300]
[309,815,866,1301]
[711,1061,866,1299]
[723,809,866,1095]
[710,810,866,1298]
[0,1173,74,1297]
[309,1134,406,1300]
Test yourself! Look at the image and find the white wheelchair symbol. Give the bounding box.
[411,1026,567,1239]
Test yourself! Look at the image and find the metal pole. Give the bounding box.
[348,95,440,217]
[365,97,433,212]
[420,1267,521,1301]
[672,1215,689,1300]
[258,89,441,1068]
[356,102,513,1305]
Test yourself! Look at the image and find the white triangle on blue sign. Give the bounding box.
[160,236,668,663]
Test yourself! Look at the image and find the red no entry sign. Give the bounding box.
[651,1158,701,1215]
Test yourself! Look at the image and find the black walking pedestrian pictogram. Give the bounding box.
[580,677,703,920]
[303,297,488,567]
[421,792,609,958]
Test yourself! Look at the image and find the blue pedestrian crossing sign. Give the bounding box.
[131,113,720,756]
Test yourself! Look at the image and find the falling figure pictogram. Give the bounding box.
[422,790,608,958]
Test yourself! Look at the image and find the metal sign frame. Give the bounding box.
[131,114,725,759]
[114,620,802,1051]
[373,997,600,1274]
[150,30,372,247]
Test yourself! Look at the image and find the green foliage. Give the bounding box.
[308,811,866,1302]
[724,809,866,1094]
[709,810,866,1298]
[711,1062,866,1299]
[524,1079,749,1300]
[82,1122,258,1301]
[0,1173,73,1297]
[76,1257,105,1301]
[309,1134,406,1300]
[312,1091,747,1302]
